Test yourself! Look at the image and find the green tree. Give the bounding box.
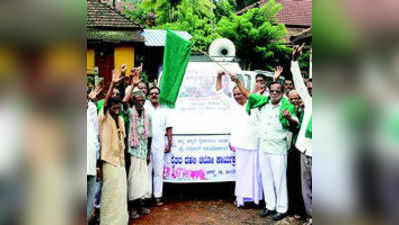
[139,0,184,24]
[155,0,220,52]
[123,1,147,25]
[124,0,300,72]
[216,0,291,70]
[214,0,235,21]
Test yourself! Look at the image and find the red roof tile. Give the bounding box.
[87,0,142,29]
[236,0,312,27]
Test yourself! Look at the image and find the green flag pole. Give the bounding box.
[191,45,232,74]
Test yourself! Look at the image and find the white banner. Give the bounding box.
[172,61,243,134]
[161,61,246,183]
[163,135,236,183]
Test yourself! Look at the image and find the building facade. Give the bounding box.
[87,0,144,85]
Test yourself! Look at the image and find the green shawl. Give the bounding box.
[306,116,312,139]
[246,94,296,129]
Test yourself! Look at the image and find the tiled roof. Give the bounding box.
[141,29,192,47]
[236,0,312,27]
[87,28,145,43]
[87,0,142,29]
[290,27,312,43]
[99,0,135,13]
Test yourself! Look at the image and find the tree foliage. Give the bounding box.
[214,0,235,21]
[124,0,300,71]
[140,0,181,24]
[216,0,291,70]
[122,1,148,25]
[155,0,219,52]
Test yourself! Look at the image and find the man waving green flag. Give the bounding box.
[159,29,193,108]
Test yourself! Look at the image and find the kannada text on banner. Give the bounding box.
[163,135,236,183]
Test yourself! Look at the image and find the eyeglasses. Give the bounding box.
[270,90,281,93]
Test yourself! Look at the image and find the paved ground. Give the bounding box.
[129,183,304,225]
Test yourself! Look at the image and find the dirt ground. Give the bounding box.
[130,183,304,225]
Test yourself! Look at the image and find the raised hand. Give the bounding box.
[120,64,128,75]
[95,85,103,94]
[88,85,103,100]
[282,109,292,120]
[139,63,143,72]
[273,66,284,81]
[112,69,123,83]
[217,71,226,78]
[292,43,305,61]
[230,73,239,83]
[88,89,96,100]
[216,71,227,91]
[131,66,141,85]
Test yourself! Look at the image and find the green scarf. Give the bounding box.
[306,116,312,139]
[246,94,296,129]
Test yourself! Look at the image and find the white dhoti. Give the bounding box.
[128,156,150,201]
[234,147,263,207]
[100,163,129,225]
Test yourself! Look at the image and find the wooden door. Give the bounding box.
[95,46,114,87]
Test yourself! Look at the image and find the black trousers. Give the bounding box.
[287,147,306,216]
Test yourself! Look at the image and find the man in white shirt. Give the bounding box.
[87,99,99,224]
[291,44,313,225]
[215,71,262,208]
[146,87,173,206]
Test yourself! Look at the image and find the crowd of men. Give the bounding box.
[218,44,312,225]
[87,63,173,225]
[86,44,312,225]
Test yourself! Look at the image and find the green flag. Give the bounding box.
[159,30,193,108]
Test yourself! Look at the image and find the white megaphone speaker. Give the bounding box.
[208,38,236,62]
